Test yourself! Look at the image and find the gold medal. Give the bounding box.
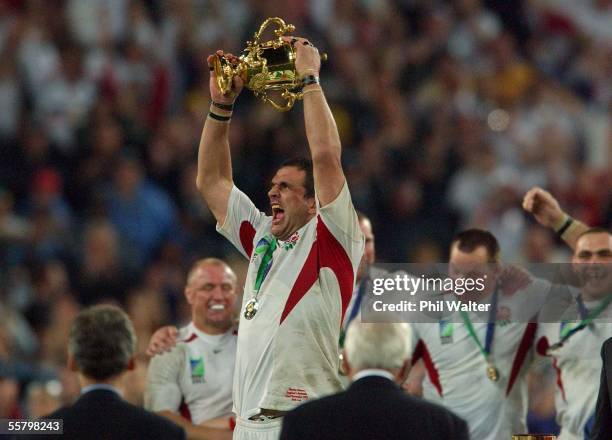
[486,362,500,382]
[338,353,347,376]
[244,299,259,320]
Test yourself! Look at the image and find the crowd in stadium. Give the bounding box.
[0,0,610,438]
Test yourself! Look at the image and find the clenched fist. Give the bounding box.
[522,187,566,230]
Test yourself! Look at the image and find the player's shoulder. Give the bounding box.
[148,343,186,371]
[177,324,197,342]
[253,216,273,235]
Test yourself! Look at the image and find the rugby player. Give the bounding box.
[524,187,611,440]
[145,259,237,440]
[195,36,364,440]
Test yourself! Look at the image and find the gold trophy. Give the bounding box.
[212,17,327,111]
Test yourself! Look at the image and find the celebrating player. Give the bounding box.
[409,229,556,440]
[145,258,237,440]
[196,37,364,440]
[524,187,611,440]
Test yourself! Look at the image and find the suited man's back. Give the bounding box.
[591,337,612,440]
[40,389,184,440]
[281,376,469,440]
[23,305,185,440]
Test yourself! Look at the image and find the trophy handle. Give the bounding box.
[212,55,234,95]
[255,89,298,112]
[252,17,295,47]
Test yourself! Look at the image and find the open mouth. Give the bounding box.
[209,303,226,311]
[271,204,285,225]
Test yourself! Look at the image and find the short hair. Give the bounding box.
[576,227,611,242]
[278,157,314,198]
[68,305,136,381]
[186,258,237,286]
[451,229,500,262]
[344,321,412,371]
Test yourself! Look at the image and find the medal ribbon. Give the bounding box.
[339,277,369,348]
[253,236,277,296]
[459,285,499,362]
[558,294,612,344]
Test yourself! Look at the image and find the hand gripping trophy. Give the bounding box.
[212,17,327,111]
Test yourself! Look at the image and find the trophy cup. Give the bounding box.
[212,17,327,111]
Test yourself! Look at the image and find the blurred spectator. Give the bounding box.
[0,371,20,419]
[125,287,168,357]
[25,380,62,419]
[0,189,31,266]
[34,43,97,151]
[74,219,129,305]
[105,155,179,273]
[520,225,570,263]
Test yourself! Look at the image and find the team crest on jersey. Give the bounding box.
[190,357,206,384]
[282,231,300,251]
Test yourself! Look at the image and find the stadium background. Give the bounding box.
[0,0,610,433]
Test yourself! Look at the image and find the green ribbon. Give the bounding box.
[253,236,277,295]
[559,294,612,341]
[460,311,489,358]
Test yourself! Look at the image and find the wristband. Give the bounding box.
[212,101,234,111]
[556,216,574,237]
[302,75,320,86]
[208,111,231,122]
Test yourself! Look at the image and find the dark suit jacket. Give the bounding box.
[280,375,469,440]
[591,337,612,440]
[25,389,185,440]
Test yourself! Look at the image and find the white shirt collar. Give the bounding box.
[188,322,233,344]
[352,369,395,382]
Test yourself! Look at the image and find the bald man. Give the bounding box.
[145,258,237,440]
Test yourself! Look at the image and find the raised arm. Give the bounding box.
[292,38,345,207]
[522,187,588,251]
[195,52,244,225]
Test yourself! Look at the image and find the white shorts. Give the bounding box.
[233,417,283,440]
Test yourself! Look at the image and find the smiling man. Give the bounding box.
[523,187,612,440]
[145,258,237,440]
[408,229,554,440]
[535,229,612,440]
[196,38,364,440]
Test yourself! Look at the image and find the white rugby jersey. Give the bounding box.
[217,182,364,417]
[411,277,551,440]
[536,297,612,440]
[144,323,236,424]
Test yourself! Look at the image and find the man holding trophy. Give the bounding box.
[196,24,364,440]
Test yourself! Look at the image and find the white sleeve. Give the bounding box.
[144,347,184,413]
[216,185,267,259]
[316,181,364,258]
